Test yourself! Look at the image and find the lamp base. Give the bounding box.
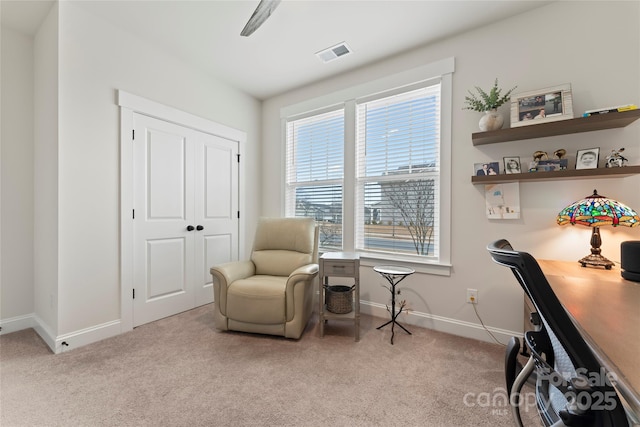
[578,253,614,270]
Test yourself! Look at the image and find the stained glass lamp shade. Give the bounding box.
[557,189,640,269]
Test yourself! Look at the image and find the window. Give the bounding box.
[285,108,344,250]
[356,84,441,258]
[283,58,453,269]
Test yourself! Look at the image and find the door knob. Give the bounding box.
[196,225,204,231]
[186,225,195,231]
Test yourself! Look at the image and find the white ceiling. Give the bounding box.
[2,0,551,100]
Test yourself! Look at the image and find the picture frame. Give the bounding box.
[503,156,522,174]
[537,159,568,172]
[510,83,574,128]
[575,148,600,170]
[474,161,500,176]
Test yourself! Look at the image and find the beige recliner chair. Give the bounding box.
[210,217,319,339]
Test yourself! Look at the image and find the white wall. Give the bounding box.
[0,1,262,349]
[1,27,35,323]
[262,1,640,342]
[54,1,261,337]
[33,3,59,340]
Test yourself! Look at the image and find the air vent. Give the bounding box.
[316,42,352,63]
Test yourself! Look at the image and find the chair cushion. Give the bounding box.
[252,250,312,276]
[251,217,315,276]
[226,275,287,324]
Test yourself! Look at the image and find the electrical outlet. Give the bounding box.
[466,288,478,304]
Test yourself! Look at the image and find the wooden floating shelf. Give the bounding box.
[472,109,640,146]
[471,165,640,184]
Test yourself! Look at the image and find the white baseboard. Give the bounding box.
[0,313,57,352]
[1,314,122,354]
[3,301,520,353]
[32,314,57,353]
[0,313,37,335]
[54,319,122,354]
[360,301,522,345]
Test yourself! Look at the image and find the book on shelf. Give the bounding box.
[582,104,637,117]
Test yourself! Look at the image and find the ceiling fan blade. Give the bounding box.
[240,0,281,37]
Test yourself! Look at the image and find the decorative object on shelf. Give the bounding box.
[529,150,548,172]
[556,189,640,269]
[553,148,566,159]
[537,159,568,171]
[478,110,504,132]
[503,156,521,174]
[533,151,548,161]
[474,161,500,176]
[510,83,574,128]
[605,148,628,168]
[582,104,637,117]
[464,78,517,131]
[576,147,600,170]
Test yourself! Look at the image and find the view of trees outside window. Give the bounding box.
[364,175,436,256]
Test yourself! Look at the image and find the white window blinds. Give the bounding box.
[356,83,441,257]
[286,108,344,250]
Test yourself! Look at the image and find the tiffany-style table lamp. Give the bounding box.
[556,189,640,269]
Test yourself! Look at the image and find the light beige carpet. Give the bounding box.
[1,305,541,426]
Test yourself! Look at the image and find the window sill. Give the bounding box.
[320,250,452,277]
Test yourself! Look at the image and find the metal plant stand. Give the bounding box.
[374,265,415,344]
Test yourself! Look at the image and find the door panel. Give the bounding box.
[133,113,238,326]
[147,130,186,219]
[205,144,232,218]
[146,238,188,300]
[198,234,233,304]
[194,135,239,305]
[133,114,195,327]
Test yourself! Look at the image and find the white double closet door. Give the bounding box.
[132,113,238,327]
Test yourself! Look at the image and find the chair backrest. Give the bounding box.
[251,217,318,276]
[487,239,629,426]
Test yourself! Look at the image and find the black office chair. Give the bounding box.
[487,239,631,427]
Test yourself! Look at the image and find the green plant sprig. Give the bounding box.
[463,79,517,112]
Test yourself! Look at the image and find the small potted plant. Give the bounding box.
[464,79,517,131]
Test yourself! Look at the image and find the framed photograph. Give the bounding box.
[537,159,568,172]
[537,159,569,172]
[503,156,521,174]
[510,84,574,128]
[576,148,600,170]
[474,162,500,176]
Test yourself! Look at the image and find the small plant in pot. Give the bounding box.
[464,79,517,131]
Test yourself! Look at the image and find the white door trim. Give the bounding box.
[118,90,246,333]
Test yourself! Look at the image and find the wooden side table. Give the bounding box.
[319,252,360,341]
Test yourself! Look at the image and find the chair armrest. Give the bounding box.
[210,261,255,316]
[210,260,256,287]
[288,263,319,280]
[285,263,319,321]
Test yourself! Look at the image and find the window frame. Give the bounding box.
[281,58,454,275]
[355,82,442,261]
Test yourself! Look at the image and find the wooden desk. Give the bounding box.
[538,259,640,417]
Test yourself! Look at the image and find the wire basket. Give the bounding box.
[325,285,355,314]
